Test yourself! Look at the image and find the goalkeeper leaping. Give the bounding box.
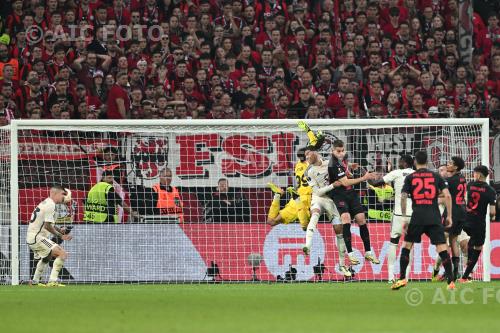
[266,122,325,231]
[27,186,73,287]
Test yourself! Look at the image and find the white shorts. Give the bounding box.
[457,230,470,243]
[28,237,58,260]
[310,196,340,222]
[391,215,409,239]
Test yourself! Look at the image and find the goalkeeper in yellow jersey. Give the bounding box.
[266,121,326,230]
[267,146,312,231]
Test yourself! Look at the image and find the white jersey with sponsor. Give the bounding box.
[26,198,56,244]
[305,159,340,221]
[305,159,330,197]
[383,168,414,216]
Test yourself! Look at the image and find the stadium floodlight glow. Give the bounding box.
[0,118,490,285]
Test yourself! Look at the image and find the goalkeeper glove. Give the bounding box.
[297,120,311,133]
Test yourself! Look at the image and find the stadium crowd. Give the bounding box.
[0,0,499,135]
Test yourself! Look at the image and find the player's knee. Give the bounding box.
[54,247,68,260]
[355,214,366,225]
[333,224,343,234]
[340,214,350,224]
[390,236,400,245]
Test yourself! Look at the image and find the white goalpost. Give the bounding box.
[0,118,491,285]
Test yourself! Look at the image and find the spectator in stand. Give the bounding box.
[106,72,130,119]
[202,178,250,223]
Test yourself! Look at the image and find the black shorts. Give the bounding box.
[404,223,446,245]
[332,191,365,217]
[446,219,465,236]
[463,224,486,247]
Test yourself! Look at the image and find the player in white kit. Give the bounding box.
[27,186,72,287]
[303,149,352,277]
[373,155,414,282]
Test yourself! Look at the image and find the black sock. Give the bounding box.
[399,248,411,280]
[462,249,481,279]
[342,224,353,253]
[452,256,460,280]
[359,224,371,252]
[439,250,453,284]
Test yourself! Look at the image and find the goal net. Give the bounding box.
[3,119,491,284]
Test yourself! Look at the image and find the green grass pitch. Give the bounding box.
[1,281,500,333]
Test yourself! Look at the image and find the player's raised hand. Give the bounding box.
[61,234,72,241]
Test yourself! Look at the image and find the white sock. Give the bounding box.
[33,260,48,283]
[336,234,346,266]
[305,213,320,249]
[387,242,397,281]
[434,255,442,272]
[49,257,65,282]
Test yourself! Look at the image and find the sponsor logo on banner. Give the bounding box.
[263,224,325,280]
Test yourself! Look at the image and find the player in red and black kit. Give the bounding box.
[459,165,497,283]
[445,156,467,280]
[328,139,380,265]
[392,150,455,290]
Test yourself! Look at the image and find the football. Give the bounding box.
[63,188,72,204]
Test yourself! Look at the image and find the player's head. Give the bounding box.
[447,156,465,173]
[438,164,449,178]
[331,139,346,160]
[305,149,320,165]
[399,155,413,169]
[102,170,114,184]
[297,147,307,162]
[473,165,489,181]
[49,185,67,204]
[218,178,229,193]
[414,150,427,166]
[159,168,172,186]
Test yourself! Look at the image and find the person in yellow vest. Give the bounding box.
[152,168,184,222]
[83,171,137,223]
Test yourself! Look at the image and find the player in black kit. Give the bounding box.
[328,139,379,265]
[459,165,497,283]
[445,156,467,280]
[392,150,455,290]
